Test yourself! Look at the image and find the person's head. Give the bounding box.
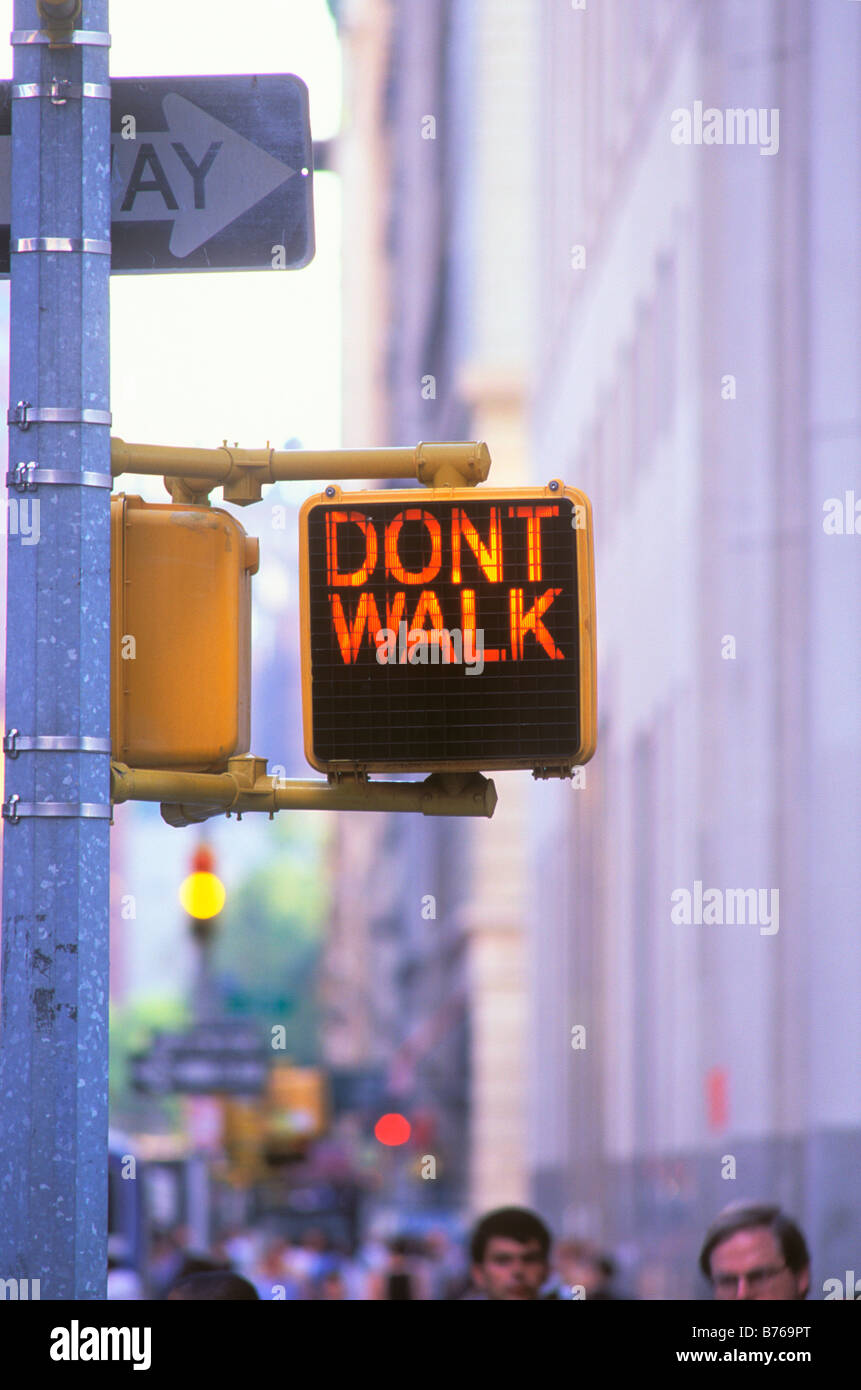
[555,1239,615,1297]
[173,1252,230,1281]
[150,1229,179,1257]
[469,1207,552,1301]
[425,1229,449,1258]
[699,1203,810,1301]
[387,1236,411,1268]
[167,1271,260,1301]
[313,1269,346,1301]
[258,1243,284,1277]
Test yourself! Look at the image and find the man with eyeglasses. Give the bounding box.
[699,1202,810,1301]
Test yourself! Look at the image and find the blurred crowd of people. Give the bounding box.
[110,1198,812,1301]
[125,1223,477,1301]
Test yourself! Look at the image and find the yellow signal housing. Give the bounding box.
[266,1065,328,1143]
[111,495,259,772]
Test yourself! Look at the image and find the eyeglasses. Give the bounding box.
[712,1264,788,1297]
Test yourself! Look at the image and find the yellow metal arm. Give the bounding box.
[111,758,497,827]
[110,437,491,504]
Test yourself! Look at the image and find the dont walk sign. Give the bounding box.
[299,484,597,774]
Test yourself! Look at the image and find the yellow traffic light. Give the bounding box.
[179,871,226,920]
[181,845,225,950]
[111,495,259,772]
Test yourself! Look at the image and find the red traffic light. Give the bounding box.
[191,844,216,874]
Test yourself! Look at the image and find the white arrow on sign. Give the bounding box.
[0,94,298,257]
[112,94,298,256]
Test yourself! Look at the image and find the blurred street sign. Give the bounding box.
[299,485,597,773]
[330,1068,388,1116]
[131,1050,268,1096]
[151,1021,265,1055]
[0,74,314,274]
[131,1021,269,1096]
[225,988,295,1016]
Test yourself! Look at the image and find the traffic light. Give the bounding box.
[179,844,226,935]
[181,843,225,948]
[263,1065,328,1161]
[106,440,596,819]
[298,482,596,773]
[221,1099,266,1187]
[111,494,259,772]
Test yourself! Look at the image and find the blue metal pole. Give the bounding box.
[0,0,111,1298]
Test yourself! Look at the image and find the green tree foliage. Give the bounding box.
[214,820,327,1065]
[110,994,190,1130]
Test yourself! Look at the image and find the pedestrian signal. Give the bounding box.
[298,483,596,773]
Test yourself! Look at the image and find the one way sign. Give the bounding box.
[0,74,314,273]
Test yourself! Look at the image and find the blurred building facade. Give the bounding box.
[330,0,861,1291]
[529,0,861,1296]
[325,0,538,1214]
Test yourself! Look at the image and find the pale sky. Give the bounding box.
[0,0,343,475]
[0,2,343,994]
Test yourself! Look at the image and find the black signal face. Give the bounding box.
[299,486,596,773]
